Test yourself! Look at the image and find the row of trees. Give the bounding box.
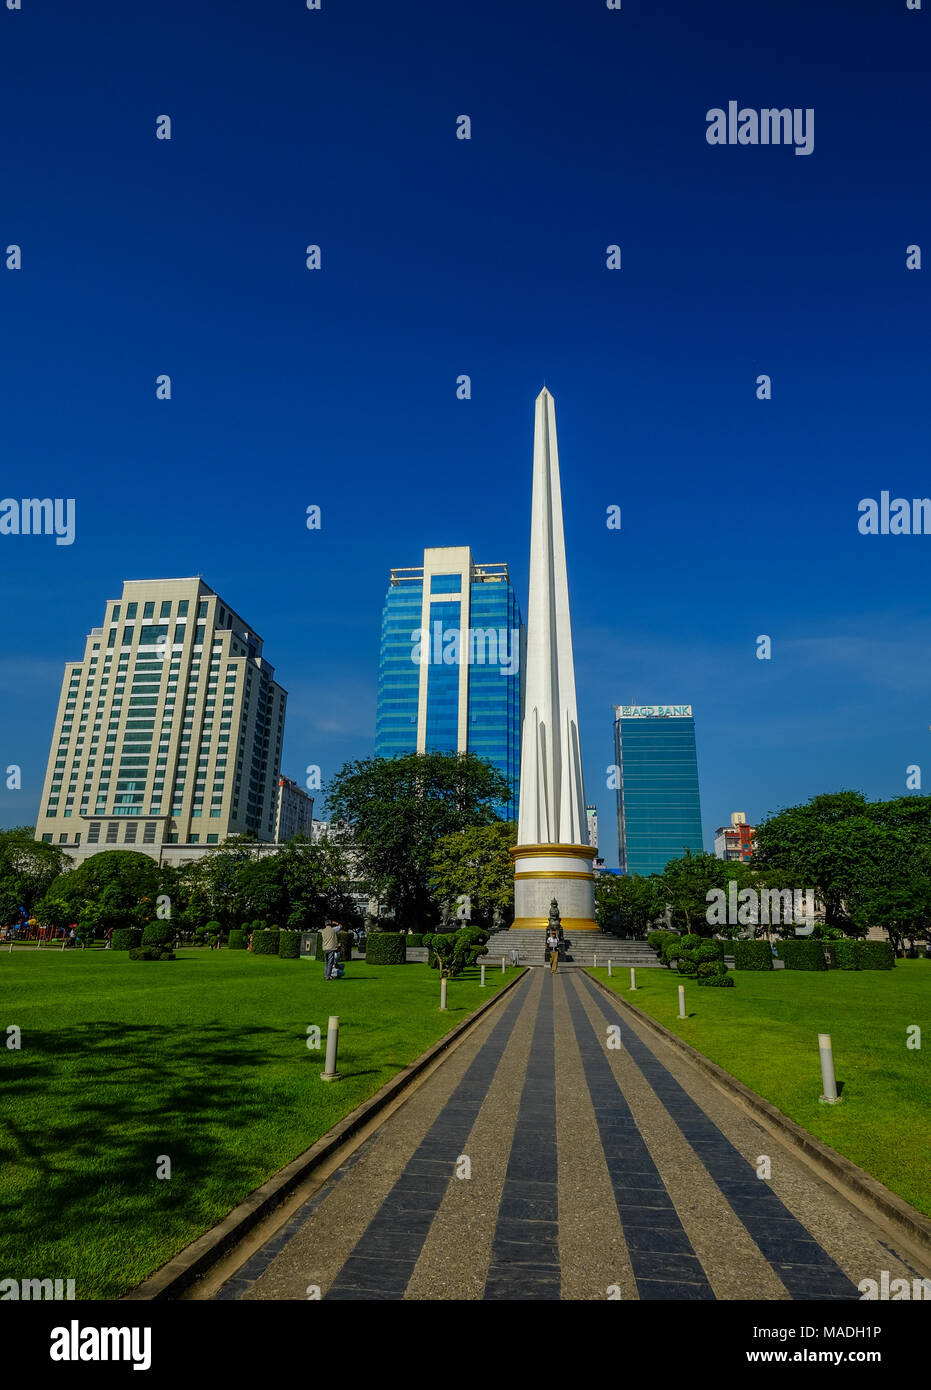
[6,774,930,950]
[596,791,931,951]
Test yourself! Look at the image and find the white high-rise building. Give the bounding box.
[511,389,597,930]
[35,578,286,856]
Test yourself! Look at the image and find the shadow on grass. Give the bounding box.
[0,1020,289,1250]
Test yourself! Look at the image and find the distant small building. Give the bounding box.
[714,811,756,863]
[275,776,314,842]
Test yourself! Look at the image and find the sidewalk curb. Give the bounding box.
[124,967,529,1301]
[585,970,931,1264]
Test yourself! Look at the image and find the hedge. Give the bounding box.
[734,940,774,971]
[251,928,281,956]
[129,946,175,962]
[110,928,140,951]
[278,931,301,959]
[828,940,860,971]
[228,929,248,950]
[141,923,175,948]
[776,939,826,971]
[365,932,407,965]
[405,933,425,948]
[857,940,895,971]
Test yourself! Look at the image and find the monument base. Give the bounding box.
[510,843,598,931]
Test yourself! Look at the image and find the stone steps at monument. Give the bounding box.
[479,928,662,968]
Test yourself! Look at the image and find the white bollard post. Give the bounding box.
[61,936,66,951]
[320,1016,341,1082]
[629,967,636,991]
[480,963,486,987]
[501,956,506,974]
[818,1033,839,1103]
[608,959,613,977]
[678,984,686,1018]
[440,976,448,1011]
[594,954,597,970]
[8,939,12,954]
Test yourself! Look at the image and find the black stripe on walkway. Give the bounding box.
[324,972,531,1300]
[563,974,715,1300]
[483,972,559,1300]
[577,973,861,1301]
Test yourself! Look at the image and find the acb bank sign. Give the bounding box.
[615,705,693,719]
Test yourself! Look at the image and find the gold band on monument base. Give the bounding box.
[509,843,596,861]
[514,869,594,880]
[510,916,600,932]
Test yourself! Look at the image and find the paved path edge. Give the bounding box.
[123,969,530,1301]
[584,971,931,1264]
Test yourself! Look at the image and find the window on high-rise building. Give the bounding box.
[126,603,137,619]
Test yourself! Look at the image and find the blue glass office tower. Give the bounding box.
[613,704,704,875]
[376,547,524,819]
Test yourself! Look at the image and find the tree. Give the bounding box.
[326,752,511,929]
[755,791,931,940]
[37,850,161,933]
[431,822,516,930]
[594,873,666,938]
[658,851,731,937]
[0,827,70,918]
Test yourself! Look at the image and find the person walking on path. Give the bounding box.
[321,920,340,980]
[547,930,560,974]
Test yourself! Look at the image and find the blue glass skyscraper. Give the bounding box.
[613,704,704,875]
[376,547,524,819]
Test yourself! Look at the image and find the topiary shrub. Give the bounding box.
[365,932,406,965]
[454,926,489,972]
[698,967,734,987]
[406,933,424,948]
[141,923,175,948]
[228,929,247,950]
[734,940,774,971]
[648,929,679,964]
[129,945,175,961]
[110,928,140,951]
[251,928,281,956]
[665,935,730,986]
[277,931,300,959]
[829,940,860,971]
[338,931,353,962]
[776,939,826,971]
[857,940,895,971]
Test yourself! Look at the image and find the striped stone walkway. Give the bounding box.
[212,970,927,1302]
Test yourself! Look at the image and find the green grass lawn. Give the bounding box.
[589,961,931,1217]
[0,948,519,1298]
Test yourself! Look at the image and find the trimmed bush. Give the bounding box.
[829,940,860,971]
[734,940,774,971]
[648,929,679,962]
[129,946,175,962]
[277,931,300,959]
[698,968,734,988]
[338,931,353,962]
[228,929,247,950]
[251,928,281,956]
[141,923,175,948]
[110,928,140,951]
[365,932,407,965]
[858,940,895,971]
[776,939,827,971]
[406,933,424,948]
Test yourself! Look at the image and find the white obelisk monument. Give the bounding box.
[511,388,597,930]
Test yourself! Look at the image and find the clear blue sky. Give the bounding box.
[1,0,928,867]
